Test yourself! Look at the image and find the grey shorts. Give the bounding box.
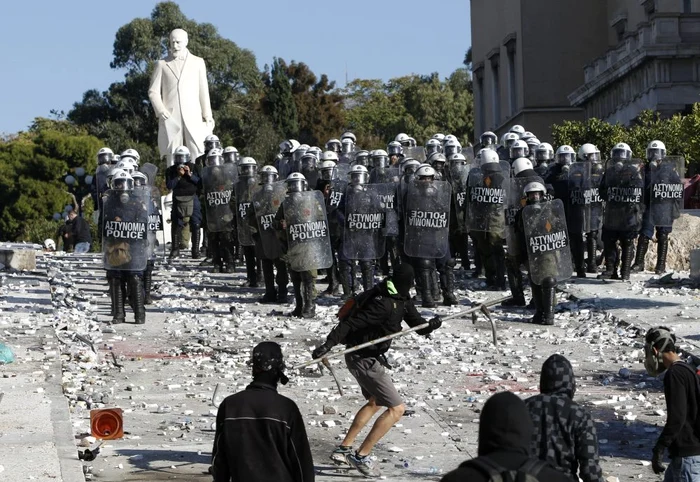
[345,354,402,408]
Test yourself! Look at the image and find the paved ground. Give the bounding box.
[2,251,699,481]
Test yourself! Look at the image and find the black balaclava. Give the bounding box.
[390,263,414,298]
[478,391,534,456]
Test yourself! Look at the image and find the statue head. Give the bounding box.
[169,29,189,55]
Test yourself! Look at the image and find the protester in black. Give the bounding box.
[441,391,570,482]
[211,342,314,482]
[645,327,700,480]
[67,210,92,253]
[525,354,603,482]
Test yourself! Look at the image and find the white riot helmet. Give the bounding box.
[402,159,421,176]
[578,143,601,162]
[223,146,239,164]
[259,165,279,184]
[428,152,447,169]
[416,165,437,179]
[340,138,354,154]
[443,138,462,157]
[111,170,134,191]
[387,141,403,157]
[341,132,357,144]
[502,132,519,150]
[512,157,534,176]
[510,140,529,160]
[353,150,369,167]
[132,171,148,188]
[206,148,224,166]
[325,139,342,153]
[611,142,632,161]
[425,138,442,156]
[280,139,300,155]
[120,148,140,164]
[173,146,191,165]
[115,160,135,175]
[307,146,322,159]
[204,135,221,152]
[370,149,389,169]
[106,167,123,188]
[535,143,554,162]
[520,131,535,142]
[526,138,541,155]
[555,145,576,165]
[480,131,498,148]
[509,125,526,137]
[97,147,114,165]
[480,148,500,165]
[319,160,337,180]
[448,153,467,165]
[406,137,417,147]
[285,172,307,193]
[395,133,410,146]
[238,157,257,177]
[647,140,667,161]
[321,151,339,162]
[44,239,56,251]
[523,181,546,203]
[432,133,446,142]
[349,164,369,185]
[443,134,458,145]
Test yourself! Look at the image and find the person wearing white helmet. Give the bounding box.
[326,139,342,154]
[534,143,554,177]
[509,125,526,138]
[222,146,239,164]
[479,131,498,150]
[275,140,300,178]
[166,145,202,260]
[632,140,680,275]
[387,141,404,165]
[575,143,604,274]
[498,132,520,161]
[509,140,529,164]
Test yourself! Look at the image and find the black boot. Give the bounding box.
[620,238,635,281]
[586,231,599,274]
[597,243,619,280]
[503,257,526,307]
[530,284,543,324]
[260,259,277,303]
[109,277,125,324]
[143,267,153,305]
[571,235,586,278]
[360,263,374,292]
[541,277,557,325]
[338,263,353,300]
[631,235,649,273]
[655,232,670,275]
[290,273,303,318]
[128,275,146,324]
[301,274,316,319]
[191,226,201,259]
[276,260,289,303]
[169,225,181,260]
[440,265,459,306]
[420,269,436,308]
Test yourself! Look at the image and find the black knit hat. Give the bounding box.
[251,341,289,385]
[391,263,414,297]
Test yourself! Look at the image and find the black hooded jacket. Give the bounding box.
[525,355,603,482]
[441,392,570,482]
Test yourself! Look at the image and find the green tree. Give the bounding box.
[263,58,299,139]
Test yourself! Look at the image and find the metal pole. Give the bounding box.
[292,295,510,371]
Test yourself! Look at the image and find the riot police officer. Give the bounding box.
[509,140,529,164]
[498,132,519,161]
[387,141,404,166]
[201,148,237,273]
[236,157,260,286]
[478,131,498,151]
[425,138,442,159]
[534,143,554,177]
[578,143,604,274]
[166,146,202,260]
[222,146,239,165]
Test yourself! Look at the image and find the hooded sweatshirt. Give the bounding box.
[525,354,603,482]
[441,392,570,482]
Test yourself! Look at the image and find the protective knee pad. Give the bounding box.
[541,276,557,289]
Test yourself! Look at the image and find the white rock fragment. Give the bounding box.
[321,420,336,428]
[388,446,403,453]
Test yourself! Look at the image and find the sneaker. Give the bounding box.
[329,445,352,466]
[348,452,381,478]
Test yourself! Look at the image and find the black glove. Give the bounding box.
[312,343,331,360]
[652,445,666,474]
[428,316,443,331]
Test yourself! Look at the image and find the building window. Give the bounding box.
[683,0,691,13]
[491,64,501,125]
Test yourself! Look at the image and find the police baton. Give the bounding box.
[292,295,510,372]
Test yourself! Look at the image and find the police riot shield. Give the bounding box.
[404,147,426,162]
[343,184,387,260]
[102,189,150,271]
[378,183,399,237]
[253,181,287,260]
[523,199,574,285]
[461,147,475,162]
[505,177,540,256]
[338,153,353,165]
[603,159,645,232]
[283,190,333,271]
[589,162,605,232]
[450,165,470,233]
[649,156,684,227]
[466,164,509,234]
[301,162,319,189]
[236,177,258,246]
[328,179,347,216]
[202,164,236,233]
[145,186,163,260]
[566,162,592,234]
[369,167,400,184]
[334,163,351,181]
[95,165,110,199]
[140,163,158,187]
[403,180,451,258]
[277,157,292,179]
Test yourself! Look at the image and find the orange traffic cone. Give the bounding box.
[90,408,124,440]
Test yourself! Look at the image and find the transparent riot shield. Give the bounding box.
[343,184,387,260]
[603,159,645,231]
[277,156,292,179]
[202,164,236,233]
[95,165,110,199]
[253,181,287,260]
[328,179,347,215]
[140,163,158,187]
[466,164,509,234]
[505,177,540,256]
[236,177,258,246]
[589,162,605,232]
[404,147,426,162]
[523,199,573,284]
[566,162,592,234]
[334,163,351,181]
[649,156,684,227]
[450,166,470,233]
[403,180,451,258]
[144,186,162,260]
[461,146,475,162]
[102,189,150,271]
[283,190,333,271]
[369,167,400,184]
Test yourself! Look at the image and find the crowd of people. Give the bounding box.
[87,126,697,481]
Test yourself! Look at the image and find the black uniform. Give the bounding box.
[165,163,202,259]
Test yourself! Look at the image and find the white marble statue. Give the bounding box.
[148,28,214,166]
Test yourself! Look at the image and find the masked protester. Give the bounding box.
[211,342,314,482]
[644,327,700,480]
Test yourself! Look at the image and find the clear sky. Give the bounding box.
[0,0,471,136]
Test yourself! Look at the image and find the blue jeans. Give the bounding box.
[74,242,90,253]
[664,455,700,482]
